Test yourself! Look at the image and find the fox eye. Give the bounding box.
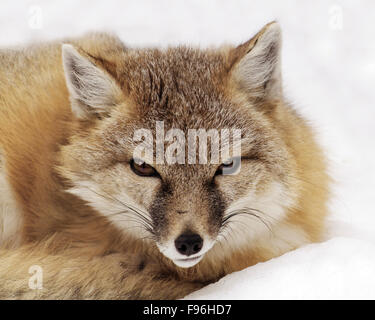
[214,159,234,176]
[130,159,158,177]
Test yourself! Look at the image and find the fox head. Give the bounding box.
[58,22,299,268]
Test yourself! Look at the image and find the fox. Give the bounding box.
[0,21,329,299]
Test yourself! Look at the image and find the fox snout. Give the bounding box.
[175,232,203,256]
[156,216,217,268]
[152,183,223,268]
[158,228,212,268]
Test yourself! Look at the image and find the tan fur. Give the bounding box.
[0,149,23,247]
[0,23,329,299]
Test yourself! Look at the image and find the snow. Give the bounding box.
[1,0,374,299]
[186,238,375,300]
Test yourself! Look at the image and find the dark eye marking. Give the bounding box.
[214,159,234,176]
[214,155,259,177]
[130,159,159,177]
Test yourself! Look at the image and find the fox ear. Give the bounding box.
[230,22,282,100]
[62,44,122,120]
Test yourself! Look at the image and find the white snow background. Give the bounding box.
[0,0,374,299]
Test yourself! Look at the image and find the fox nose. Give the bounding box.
[175,233,203,256]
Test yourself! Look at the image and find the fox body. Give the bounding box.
[0,22,329,299]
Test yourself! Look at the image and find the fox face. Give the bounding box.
[58,22,298,268]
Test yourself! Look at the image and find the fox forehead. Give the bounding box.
[102,47,244,127]
[115,47,228,108]
[94,49,272,155]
